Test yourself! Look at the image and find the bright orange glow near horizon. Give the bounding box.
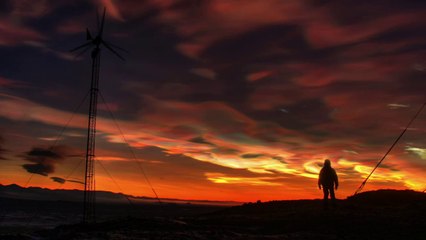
[1,149,425,202]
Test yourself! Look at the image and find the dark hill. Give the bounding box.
[1,189,425,240]
[188,189,426,239]
[347,189,426,205]
[0,184,239,206]
[0,184,123,203]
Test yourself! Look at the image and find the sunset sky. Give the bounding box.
[0,0,425,202]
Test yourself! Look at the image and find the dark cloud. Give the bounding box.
[67,179,84,185]
[249,98,333,132]
[50,176,84,185]
[241,153,263,159]
[21,146,68,176]
[50,176,66,184]
[189,137,214,145]
[202,24,307,65]
[0,1,11,14]
[22,163,53,176]
[272,156,286,163]
[0,136,6,160]
[211,147,240,155]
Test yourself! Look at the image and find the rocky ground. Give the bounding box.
[1,190,425,240]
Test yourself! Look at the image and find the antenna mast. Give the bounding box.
[83,41,100,224]
[70,8,125,224]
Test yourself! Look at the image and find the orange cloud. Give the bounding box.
[0,76,27,88]
[0,20,45,46]
[97,0,124,21]
[139,0,306,58]
[9,0,52,19]
[247,71,273,82]
[303,11,424,48]
[205,172,282,186]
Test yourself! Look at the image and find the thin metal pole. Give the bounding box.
[83,47,101,223]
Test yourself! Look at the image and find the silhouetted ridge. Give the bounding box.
[0,184,239,206]
[348,189,426,205]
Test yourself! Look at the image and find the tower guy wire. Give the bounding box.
[354,102,426,195]
[1,90,89,226]
[96,160,136,208]
[21,90,89,189]
[24,158,85,227]
[99,91,162,203]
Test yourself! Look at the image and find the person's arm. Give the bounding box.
[318,170,322,189]
[334,169,339,190]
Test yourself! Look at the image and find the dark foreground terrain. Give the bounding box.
[1,189,426,240]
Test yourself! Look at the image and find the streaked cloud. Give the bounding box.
[246,71,273,82]
[406,146,426,160]
[388,103,410,109]
[98,0,124,21]
[190,68,216,80]
[0,76,27,88]
[205,172,282,186]
[0,19,45,46]
[0,136,6,160]
[50,176,66,184]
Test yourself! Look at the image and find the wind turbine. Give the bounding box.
[70,8,125,224]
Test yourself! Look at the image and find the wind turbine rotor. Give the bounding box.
[70,41,92,53]
[101,41,125,61]
[86,28,93,41]
[99,8,106,39]
[70,7,126,61]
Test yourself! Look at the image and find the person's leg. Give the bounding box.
[323,188,329,208]
[330,187,336,207]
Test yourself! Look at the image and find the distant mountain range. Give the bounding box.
[0,184,240,206]
[2,184,424,207]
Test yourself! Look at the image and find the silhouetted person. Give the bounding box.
[318,159,338,208]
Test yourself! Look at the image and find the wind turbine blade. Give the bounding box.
[99,7,106,38]
[86,28,93,40]
[74,45,92,59]
[70,42,92,52]
[103,40,128,53]
[102,41,125,61]
[96,8,100,31]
